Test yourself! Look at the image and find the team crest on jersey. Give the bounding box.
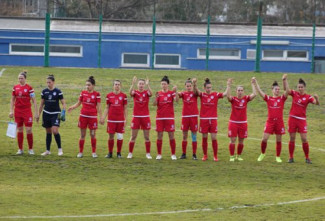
[167,94,171,97]
[241,99,245,103]
[119,97,122,100]
[211,96,214,99]
[277,99,280,102]
[53,92,57,96]
[24,89,27,92]
[190,94,193,97]
[91,95,95,99]
[143,94,145,97]
[302,97,306,101]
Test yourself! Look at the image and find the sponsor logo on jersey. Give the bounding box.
[49,95,52,100]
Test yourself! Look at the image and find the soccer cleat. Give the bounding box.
[41,150,51,156]
[77,153,83,158]
[202,155,208,161]
[117,152,122,159]
[105,153,113,158]
[92,153,98,158]
[305,158,312,164]
[192,154,198,160]
[276,157,282,163]
[58,148,63,156]
[171,155,177,160]
[16,149,24,155]
[229,156,235,162]
[146,153,152,159]
[156,154,162,160]
[288,158,294,163]
[257,153,265,162]
[213,157,219,162]
[179,153,186,159]
[127,153,133,159]
[236,155,243,161]
[28,149,35,155]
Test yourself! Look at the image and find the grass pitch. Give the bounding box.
[0,67,324,220]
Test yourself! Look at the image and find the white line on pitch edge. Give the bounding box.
[0,68,6,77]
[1,196,324,219]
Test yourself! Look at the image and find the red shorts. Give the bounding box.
[181,117,198,132]
[156,119,175,132]
[78,116,98,130]
[131,117,151,130]
[199,119,218,134]
[264,119,285,135]
[15,112,33,127]
[107,121,125,134]
[228,122,248,138]
[288,117,307,133]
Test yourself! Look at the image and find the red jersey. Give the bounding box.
[156,90,176,119]
[289,90,314,120]
[12,84,34,113]
[199,92,223,119]
[106,92,127,122]
[264,95,287,120]
[229,95,251,123]
[180,91,199,117]
[132,90,151,117]
[79,90,101,118]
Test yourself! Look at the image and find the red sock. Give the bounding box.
[170,139,176,155]
[276,142,281,157]
[91,138,96,153]
[79,139,85,153]
[229,143,235,156]
[212,139,218,158]
[202,137,208,155]
[129,141,135,153]
[192,141,197,154]
[261,141,267,154]
[237,144,244,155]
[17,132,23,150]
[157,140,162,155]
[145,141,151,153]
[27,133,33,150]
[289,141,295,158]
[302,142,309,159]
[182,141,187,154]
[117,139,123,153]
[108,139,114,153]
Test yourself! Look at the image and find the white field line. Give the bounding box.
[1,196,324,219]
[174,130,325,152]
[0,68,6,77]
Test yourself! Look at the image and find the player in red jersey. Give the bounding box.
[127,76,153,159]
[153,76,179,160]
[9,71,39,155]
[178,78,199,160]
[284,77,319,164]
[100,80,128,159]
[68,76,102,158]
[253,75,288,163]
[199,78,231,162]
[227,78,256,162]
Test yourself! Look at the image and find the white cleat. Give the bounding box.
[146,153,152,159]
[28,149,35,155]
[41,150,51,156]
[127,153,133,159]
[16,149,23,155]
[77,153,83,158]
[92,153,98,158]
[58,148,63,156]
[171,155,177,160]
[156,154,162,160]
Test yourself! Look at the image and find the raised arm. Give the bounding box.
[249,78,257,100]
[192,78,200,96]
[226,79,233,101]
[146,77,153,96]
[252,77,266,98]
[173,85,179,102]
[153,92,159,106]
[129,76,137,97]
[282,74,289,97]
[223,78,232,97]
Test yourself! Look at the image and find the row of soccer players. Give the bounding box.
[10,71,319,163]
